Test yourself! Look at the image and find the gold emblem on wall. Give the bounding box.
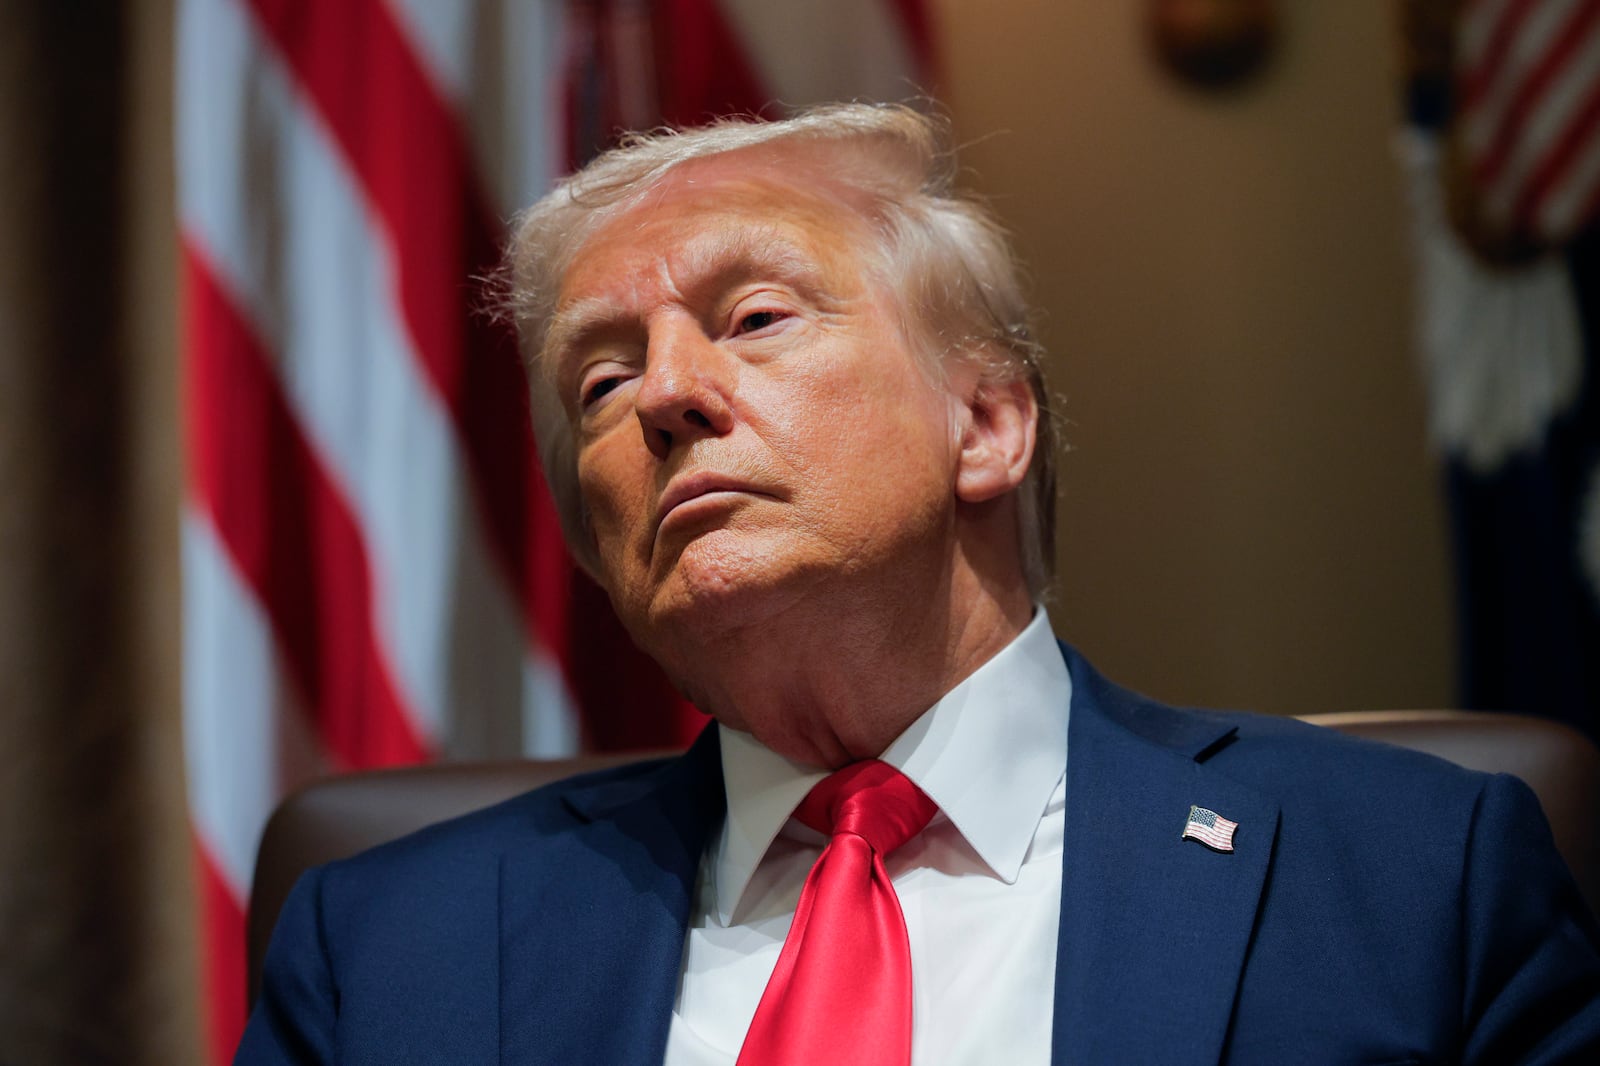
[1149,0,1279,91]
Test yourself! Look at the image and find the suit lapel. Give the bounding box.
[1052,648,1279,1066]
[490,644,1277,1064]
[498,727,725,1065]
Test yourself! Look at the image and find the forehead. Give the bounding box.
[555,151,880,310]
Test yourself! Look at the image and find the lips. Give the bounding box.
[654,471,770,533]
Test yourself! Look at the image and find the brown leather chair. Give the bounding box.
[245,711,1600,1007]
[246,751,663,1005]
[1300,711,1600,911]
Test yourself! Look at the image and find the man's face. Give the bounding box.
[547,152,962,656]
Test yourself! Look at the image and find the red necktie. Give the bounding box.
[736,760,939,1066]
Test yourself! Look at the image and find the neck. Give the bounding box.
[658,554,1034,770]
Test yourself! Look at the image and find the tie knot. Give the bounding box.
[794,760,938,856]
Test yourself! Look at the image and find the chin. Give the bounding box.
[633,532,817,644]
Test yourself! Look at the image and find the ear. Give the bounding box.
[953,371,1038,504]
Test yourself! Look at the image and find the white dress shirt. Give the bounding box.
[663,611,1072,1065]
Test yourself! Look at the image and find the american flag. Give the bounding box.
[1182,805,1239,853]
[1456,0,1600,245]
[175,0,933,1061]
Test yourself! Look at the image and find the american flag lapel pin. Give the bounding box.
[1181,805,1238,853]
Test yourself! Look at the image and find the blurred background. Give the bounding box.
[2,1,1596,1063]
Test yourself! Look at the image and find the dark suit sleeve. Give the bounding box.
[234,868,338,1066]
[1461,773,1600,1064]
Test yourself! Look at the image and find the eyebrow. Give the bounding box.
[542,228,837,369]
[543,296,624,374]
[679,228,832,301]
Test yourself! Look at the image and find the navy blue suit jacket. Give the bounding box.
[238,644,1600,1064]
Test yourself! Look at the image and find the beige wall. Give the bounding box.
[937,2,1455,713]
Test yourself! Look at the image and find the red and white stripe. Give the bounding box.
[177,1,932,1060]
[1457,0,1600,244]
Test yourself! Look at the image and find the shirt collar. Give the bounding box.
[713,609,1072,924]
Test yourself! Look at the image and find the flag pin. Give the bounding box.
[1181,805,1238,853]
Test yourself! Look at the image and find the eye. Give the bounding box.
[735,309,786,335]
[581,376,621,408]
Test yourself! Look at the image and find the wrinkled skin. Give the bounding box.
[547,146,1037,768]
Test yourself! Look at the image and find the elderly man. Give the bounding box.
[239,105,1600,1065]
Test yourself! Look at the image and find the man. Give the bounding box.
[238,104,1600,1064]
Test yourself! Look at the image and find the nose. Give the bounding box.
[634,317,735,459]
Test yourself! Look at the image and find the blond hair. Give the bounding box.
[503,102,1057,596]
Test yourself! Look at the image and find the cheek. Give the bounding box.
[761,358,957,521]
[576,436,652,559]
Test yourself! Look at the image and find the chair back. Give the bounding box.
[245,711,1600,1006]
[245,752,660,1006]
[1298,710,1600,912]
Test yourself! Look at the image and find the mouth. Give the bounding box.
[654,472,774,536]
